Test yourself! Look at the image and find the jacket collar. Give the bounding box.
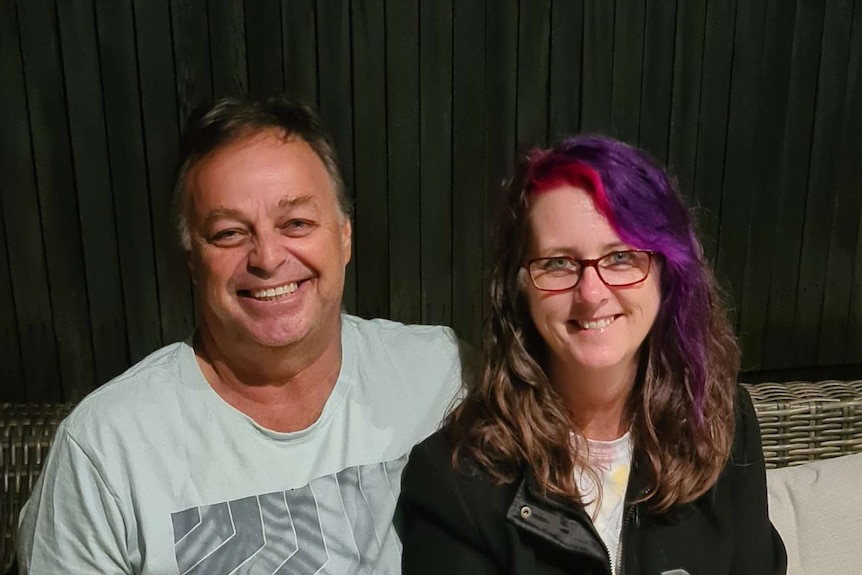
[505,474,609,563]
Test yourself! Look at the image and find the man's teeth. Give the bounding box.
[251,283,298,299]
[578,317,614,330]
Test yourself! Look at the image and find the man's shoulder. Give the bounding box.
[63,341,193,436]
[343,314,465,367]
[344,314,459,348]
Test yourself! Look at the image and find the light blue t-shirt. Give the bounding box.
[18,315,466,574]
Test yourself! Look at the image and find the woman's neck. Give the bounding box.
[548,357,638,441]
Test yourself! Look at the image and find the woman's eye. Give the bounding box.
[607,251,635,265]
[542,257,575,271]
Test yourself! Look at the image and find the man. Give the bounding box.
[18,96,466,574]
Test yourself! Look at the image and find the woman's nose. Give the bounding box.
[574,265,609,303]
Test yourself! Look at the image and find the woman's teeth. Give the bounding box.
[577,317,614,330]
[251,282,298,300]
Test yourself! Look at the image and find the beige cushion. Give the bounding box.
[767,452,862,575]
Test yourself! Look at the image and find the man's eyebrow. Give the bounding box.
[202,207,245,227]
[278,195,317,209]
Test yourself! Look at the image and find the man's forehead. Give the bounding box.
[201,194,319,220]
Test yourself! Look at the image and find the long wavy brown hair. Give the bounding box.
[447,136,739,512]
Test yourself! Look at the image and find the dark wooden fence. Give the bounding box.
[1,0,861,402]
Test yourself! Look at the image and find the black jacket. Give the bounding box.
[398,387,786,575]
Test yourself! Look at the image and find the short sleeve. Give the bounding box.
[17,425,131,574]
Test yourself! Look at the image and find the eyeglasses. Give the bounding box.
[525,250,654,292]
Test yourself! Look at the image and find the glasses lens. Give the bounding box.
[529,257,580,291]
[596,251,651,286]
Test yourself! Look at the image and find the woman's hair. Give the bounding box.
[447,135,739,512]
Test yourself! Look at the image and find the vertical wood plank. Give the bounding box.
[692,0,735,264]
[0,0,60,401]
[817,0,862,365]
[18,0,96,401]
[738,0,798,371]
[95,0,163,364]
[716,0,767,347]
[516,0,551,147]
[134,0,195,345]
[386,0,421,324]
[171,0,213,129]
[610,0,645,143]
[761,0,826,370]
[548,0,583,142]
[246,0,283,97]
[667,0,706,201]
[57,0,130,386]
[638,0,677,162]
[317,0,356,313]
[419,0,453,326]
[581,1,614,133]
[845,1,862,364]
[208,0,247,98]
[452,0,486,344]
[791,0,854,367]
[483,0,518,319]
[351,0,389,319]
[282,0,317,104]
[0,203,25,402]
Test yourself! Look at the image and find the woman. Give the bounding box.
[398,136,786,574]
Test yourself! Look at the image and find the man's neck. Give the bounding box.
[194,324,344,433]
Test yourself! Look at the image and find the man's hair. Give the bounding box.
[447,135,739,512]
[173,95,351,250]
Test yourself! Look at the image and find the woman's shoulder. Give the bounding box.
[402,428,517,510]
[405,429,494,489]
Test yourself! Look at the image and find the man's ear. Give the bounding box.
[186,247,198,285]
[341,218,352,266]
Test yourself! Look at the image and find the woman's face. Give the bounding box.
[523,184,661,378]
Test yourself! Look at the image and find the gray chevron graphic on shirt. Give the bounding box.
[171,461,402,575]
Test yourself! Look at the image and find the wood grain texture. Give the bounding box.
[452,0,486,345]
[791,0,854,367]
[57,0,129,386]
[3,0,862,402]
[18,0,95,402]
[0,0,58,402]
[95,0,163,364]
[133,0,195,346]
[352,0,390,319]
[420,0,453,327]
[761,0,825,370]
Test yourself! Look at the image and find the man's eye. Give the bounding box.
[209,229,245,245]
[283,220,315,236]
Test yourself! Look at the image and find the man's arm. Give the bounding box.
[18,425,132,574]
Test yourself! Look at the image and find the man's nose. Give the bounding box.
[247,231,287,275]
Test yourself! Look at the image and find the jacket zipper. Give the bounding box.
[617,488,650,575]
[615,503,637,575]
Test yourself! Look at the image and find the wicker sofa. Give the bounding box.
[2,381,862,575]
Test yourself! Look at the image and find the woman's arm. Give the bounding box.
[731,386,787,575]
[397,433,503,575]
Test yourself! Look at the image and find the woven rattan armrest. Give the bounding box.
[742,380,862,468]
[1,403,75,575]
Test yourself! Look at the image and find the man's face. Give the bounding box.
[186,131,351,352]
